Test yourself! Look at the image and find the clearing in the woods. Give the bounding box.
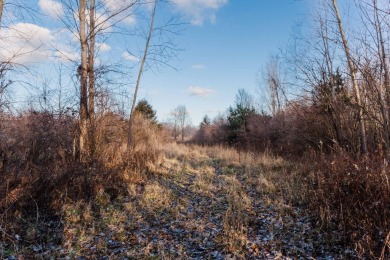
[2,143,354,259]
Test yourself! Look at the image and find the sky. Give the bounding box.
[0,0,311,125]
[142,0,311,125]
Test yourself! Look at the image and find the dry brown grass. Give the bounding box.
[159,143,295,230]
[221,146,389,258]
[2,112,387,259]
[140,142,389,258]
[300,154,390,258]
[161,143,283,168]
[141,182,173,213]
[190,166,216,197]
[0,111,172,256]
[202,145,284,168]
[220,174,252,254]
[195,143,387,257]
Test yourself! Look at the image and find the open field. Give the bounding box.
[2,1,390,259]
[0,143,363,259]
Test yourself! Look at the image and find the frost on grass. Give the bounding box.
[1,143,355,259]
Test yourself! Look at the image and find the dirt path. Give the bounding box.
[10,145,351,259]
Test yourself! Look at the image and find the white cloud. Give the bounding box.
[102,0,137,26]
[94,12,113,33]
[48,29,78,63]
[187,86,215,97]
[103,0,135,12]
[73,10,113,34]
[53,50,79,63]
[0,23,54,64]
[97,43,111,52]
[192,64,205,70]
[0,24,81,65]
[53,42,109,64]
[122,51,139,62]
[172,0,228,25]
[38,0,64,19]
[122,15,137,26]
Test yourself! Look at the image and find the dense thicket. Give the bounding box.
[0,100,167,247]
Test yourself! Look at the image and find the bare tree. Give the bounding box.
[373,0,390,154]
[128,0,157,151]
[170,105,190,141]
[260,56,284,116]
[169,112,179,141]
[332,0,368,154]
[372,3,390,97]
[356,0,390,154]
[59,0,138,161]
[78,0,89,162]
[127,0,183,153]
[88,0,96,158]
[0,0,3,28]
[235,88,254,110]
[314,6,346,147]
[178,105,190,141]
[0,0,9,110]
[0,64,11,111]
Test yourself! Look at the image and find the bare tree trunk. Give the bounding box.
[174,118,178,141]
[79,0,89,162]
[271,77,281,115]
[127,0,157,152]
[88,0,96,159]
[373,0,390,154]
[332,0,368,154]
[265,56,282,116]
[0,0,3,29]
[320,12,344,146]
[177,105,188,142]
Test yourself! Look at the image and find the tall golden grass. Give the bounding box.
[302,154,390,258]
[1,109,388,258]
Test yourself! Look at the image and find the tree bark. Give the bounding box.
[127,0,157,152]
[181,126,184,141]
[79,0,89,162]
[0,0,3,29]
[332,0,368,154]
[88,0,96,158]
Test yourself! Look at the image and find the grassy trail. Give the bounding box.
[2,143,352,259]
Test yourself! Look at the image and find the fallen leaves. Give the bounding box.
[2,144,355,259]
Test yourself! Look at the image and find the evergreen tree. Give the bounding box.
[227,89,256,144]
[227,104,256,143]
[200,115,211,127]
[134,99,158,124]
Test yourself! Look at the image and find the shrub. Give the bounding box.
[303,153,390,258]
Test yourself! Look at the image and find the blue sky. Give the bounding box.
[142,0,310,124]
[1,0,311,125]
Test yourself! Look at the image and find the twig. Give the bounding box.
[30,195,39,225]
[380,231,390,260]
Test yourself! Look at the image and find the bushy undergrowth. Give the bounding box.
[301,153,390,258]
[191,94,390,258]
[252,146,390,258]
[190,142,389,257]
[1,108,389,258]
[0,111,166,251]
